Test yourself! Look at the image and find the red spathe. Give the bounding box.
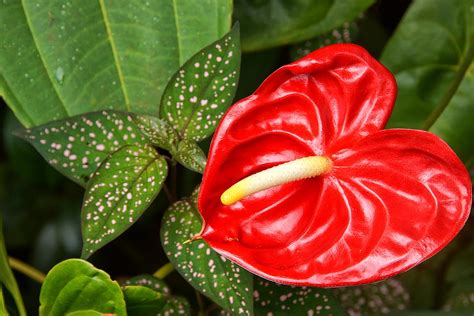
[198,44,472,286]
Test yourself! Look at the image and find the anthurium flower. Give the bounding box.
[197,44,472,287]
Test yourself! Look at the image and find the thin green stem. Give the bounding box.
[8,257,45,284]
[195,290,206,316]
[153,262,175,279]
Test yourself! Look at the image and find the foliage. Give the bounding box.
[0,0,473,314]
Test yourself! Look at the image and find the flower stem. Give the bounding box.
[8,257,45,284]
[153,262,174,279]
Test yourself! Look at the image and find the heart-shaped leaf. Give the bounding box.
[160,193,253,315]
[333,279,410,316]
[39,259,126,316]
[381,0,474,162]
[18,111,148,186]
[81,144,167,258]
[0,1,232,127]
[160,25,241,142]
[254,278,346,316]
[132,114,178,151]
[235,0,374,51]
[173,140,207,173]
[123,274,191,315]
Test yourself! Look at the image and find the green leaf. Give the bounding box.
[81,144,167,258]
[39,259,126,316]
[333,279,410,316]
[19,111,148,186]
[173,140,207,173]
[160,25,241,142]
[254,278,345,316]
[160,193,253,315]
[123,285,166,315]
[123,275,191,316]
[0,0,232,127]
[381,0,474,162]
[290,20,359,61]
[132,114,178,151]
[0,217,26,316]
[124,275,171,295]
[235,0,374,52]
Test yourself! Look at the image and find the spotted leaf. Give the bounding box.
[132,114,178,151]
[160,195,253,315]
[333,279,409,316]
[123,275,191,316]
[254,278,345,316]
[160,24,241,142]
[173,140,207,173]
[81,144,167,258]
[18,111,147,186]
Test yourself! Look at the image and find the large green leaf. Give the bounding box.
[381,0,474,162]
[234,0,374,52]
[0,0,232,127]
[18,111,148,186]
[0,217,26,316]
[254,278,346,316]
[81,144,167,258]
[39,259,126,316]
[160,25,241,142]
[161,192,253,315]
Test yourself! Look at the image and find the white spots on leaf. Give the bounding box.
[81,145,167,257]
[161,198,252,315]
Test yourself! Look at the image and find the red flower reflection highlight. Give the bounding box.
[197,44,472,286]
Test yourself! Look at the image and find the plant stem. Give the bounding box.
[162,184,174,204]
[170,159,178,201]
[195,290,206,316]
[8,257,45,284]
[153,262,175,279]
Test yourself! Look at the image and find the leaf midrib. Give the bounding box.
[19,0,72,118]
[423,1,474,130]
[99,0,131,112]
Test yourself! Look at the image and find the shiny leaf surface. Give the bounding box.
[381,0,474,162]
[161,193,253,315]
[160,25,241,142]
[81,144,167,258]
[39,259,126,316]
[0,0,232,127]
[235,0,374,51]
[199,44,472,286]
[19,111,147,186]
